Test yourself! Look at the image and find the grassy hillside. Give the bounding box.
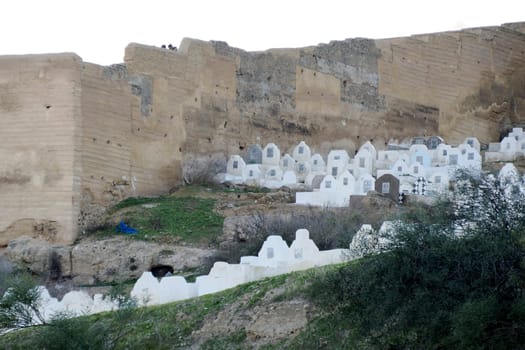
[0,267,330,349]
[3,212,524,350]
[92,185,229,244]
[3,177,525,348]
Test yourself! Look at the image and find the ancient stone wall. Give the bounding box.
[79,63,133,231]
[377,26,525,144]
[1,23,525,244]
[0,54,83,244]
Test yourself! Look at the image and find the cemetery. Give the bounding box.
[15,149,525,324]
[219,130,498,206]
[485,127,525,162]
[25,228,350,322]
[5,129,525,325]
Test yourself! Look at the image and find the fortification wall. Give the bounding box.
[78,63,133,231]
[377,26,525,144]
[1,23,525,244]
[0,54,83,244]
[120,24,525,161]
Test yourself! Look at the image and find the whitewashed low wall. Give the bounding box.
[130,229,349,306]
[485,151,517,162]
[26,287,119,324]
[22,228,350,323]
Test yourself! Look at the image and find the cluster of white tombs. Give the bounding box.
[11,160,525,324]
[219,129,525,207]
[10,129,525,324]
[19,153,525,323]
[24,228,360,323]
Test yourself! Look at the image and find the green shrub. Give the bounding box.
[303,182,525,349]
[0,272,44,328]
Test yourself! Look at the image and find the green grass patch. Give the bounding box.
[98,196,224,243]
[0,267,326,349]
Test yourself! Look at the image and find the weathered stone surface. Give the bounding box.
[2,23,525,244]
[6,237,215,284]
[0,53,83,244]
[5,237,72,278]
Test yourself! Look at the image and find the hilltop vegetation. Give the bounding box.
[2,208,524,349]
[2,175,525,348]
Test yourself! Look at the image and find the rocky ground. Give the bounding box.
[3,184,397,299]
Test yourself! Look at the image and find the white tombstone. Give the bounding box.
[377,150,399,169]
[447,147,461,168]
[391,159,409,177]
[263,166,284,188]
[289,229,320,270]
[435,143,452,165]
[337,170,356,194]
[244,164,262,185]
[428,170,450,194]
[224,155,246,183]
[408,163,427,178]
[409,144,431,167]
[320,175,337,193]
[262,143,281,166]
[327,150,350,178]
[409,143,428,157]
[294,160,311,182]
[501,136,519,155]
[257,235,292,266]
[226,155,246,177]
[499,163,520,185]
[356,173,376,195]
[61,291,94,315]
[264,165,283,179]
[508,127,524,140]
[354,148,374,175]
[459,144,482,174]
[282,170,298,186]
[292,141,312,162]
[358,141,377,161]
[463,137,481,152]
[130,271,160,306]
[309,153,326,173]
[245,144,263,164]
[280,154,295,172]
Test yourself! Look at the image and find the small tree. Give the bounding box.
[0,272,45,328]
[453,170,525,236]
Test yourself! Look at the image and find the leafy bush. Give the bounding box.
[303,173,525,349]
[182,155,226,185]
[0,272,45,328]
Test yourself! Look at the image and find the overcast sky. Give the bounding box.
[2,0,524,65]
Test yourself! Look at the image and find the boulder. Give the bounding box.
[6,236,216,285]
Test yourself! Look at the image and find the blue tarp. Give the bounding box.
[116,221,138,234]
